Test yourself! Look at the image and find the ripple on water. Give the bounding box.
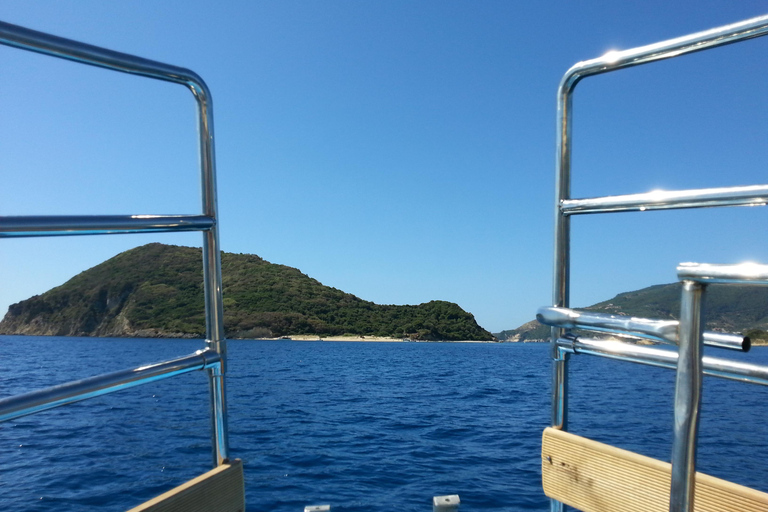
[3,338,768,511]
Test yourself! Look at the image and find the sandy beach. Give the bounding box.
[250,335,500,343]
[277,335,405,342]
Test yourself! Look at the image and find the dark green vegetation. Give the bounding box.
[496,283,768,344]
[0,243,492,341]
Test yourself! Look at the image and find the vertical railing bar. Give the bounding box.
[550,50,573,512]
[549,12,577,512]
[192,65,229,468]
[669,281,705,512]
[205,359,228,465]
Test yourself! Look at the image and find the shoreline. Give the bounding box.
[246,335,507,343]
[0,333,529,343]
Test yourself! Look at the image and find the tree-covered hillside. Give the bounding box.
[0,243,492,341]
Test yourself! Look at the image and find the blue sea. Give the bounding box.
[2,336,768,511]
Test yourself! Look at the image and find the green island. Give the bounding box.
[497,283,768,345]
[0,243,493,341]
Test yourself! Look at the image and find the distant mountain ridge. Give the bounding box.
[496,283,768,342]
[0,243,493,341]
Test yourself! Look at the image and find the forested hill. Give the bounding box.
[496,283,768,343]
[0,243,492,341]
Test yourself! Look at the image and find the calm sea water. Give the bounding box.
[1,336,768,511]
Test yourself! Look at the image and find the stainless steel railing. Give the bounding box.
[537,307,749,351]
[0,214,216,237]
[560,184,768,215]
[0,21,229,467]
[0,349,221,422]
[553,337,768,386]
[545,13,768,512]
[540,265,768,511]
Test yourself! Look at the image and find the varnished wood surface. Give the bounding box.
[126,459,244,512]
[542,427,768,512]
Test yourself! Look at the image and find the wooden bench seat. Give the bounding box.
[542,428,768,512]
[127,459,244,512]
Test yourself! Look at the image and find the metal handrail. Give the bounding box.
[678,261,768,284]
[560,184,768,216]
[667,262,768,510]
[549,13,768,512]
[0,349,220,422]
[537,306,749,351]
[0,21,210,95]
[0,214,215,237]
[0,21,229,466]
[555,337,768,386]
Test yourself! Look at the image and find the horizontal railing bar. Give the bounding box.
[0,349,220,423]
[560,15,768,90]
[560,184,768,215]
[557,337,768,386]
[0,21,208,95]
[538,307,749,351]
[0,214,214,237]
[678,262,768,285]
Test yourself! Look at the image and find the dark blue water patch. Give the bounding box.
[567,345,768,494]
[2,337,768,511]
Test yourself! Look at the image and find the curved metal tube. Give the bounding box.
[554,13,768,319]
[0,21,229,466]
[537,306,749,351]
[0,21,208,94]
[0,349,220,423]
[558,14,768,94]
[550,15,768,512]
[551,21,768,490]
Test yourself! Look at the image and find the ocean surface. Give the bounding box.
[2,336,768,511]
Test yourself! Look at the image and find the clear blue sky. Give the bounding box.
[1,1,766,333]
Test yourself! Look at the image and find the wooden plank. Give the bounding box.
[126,459,244,512]
[542,427,768,512]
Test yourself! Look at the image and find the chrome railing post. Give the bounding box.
[551,32,578,429]
[195,72,229,467]
[669,280,705,512]
[206,358,229,466]
[549,37,579,512]
[548,58,575,512]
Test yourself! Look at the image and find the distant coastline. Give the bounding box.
[233,335,508,343]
